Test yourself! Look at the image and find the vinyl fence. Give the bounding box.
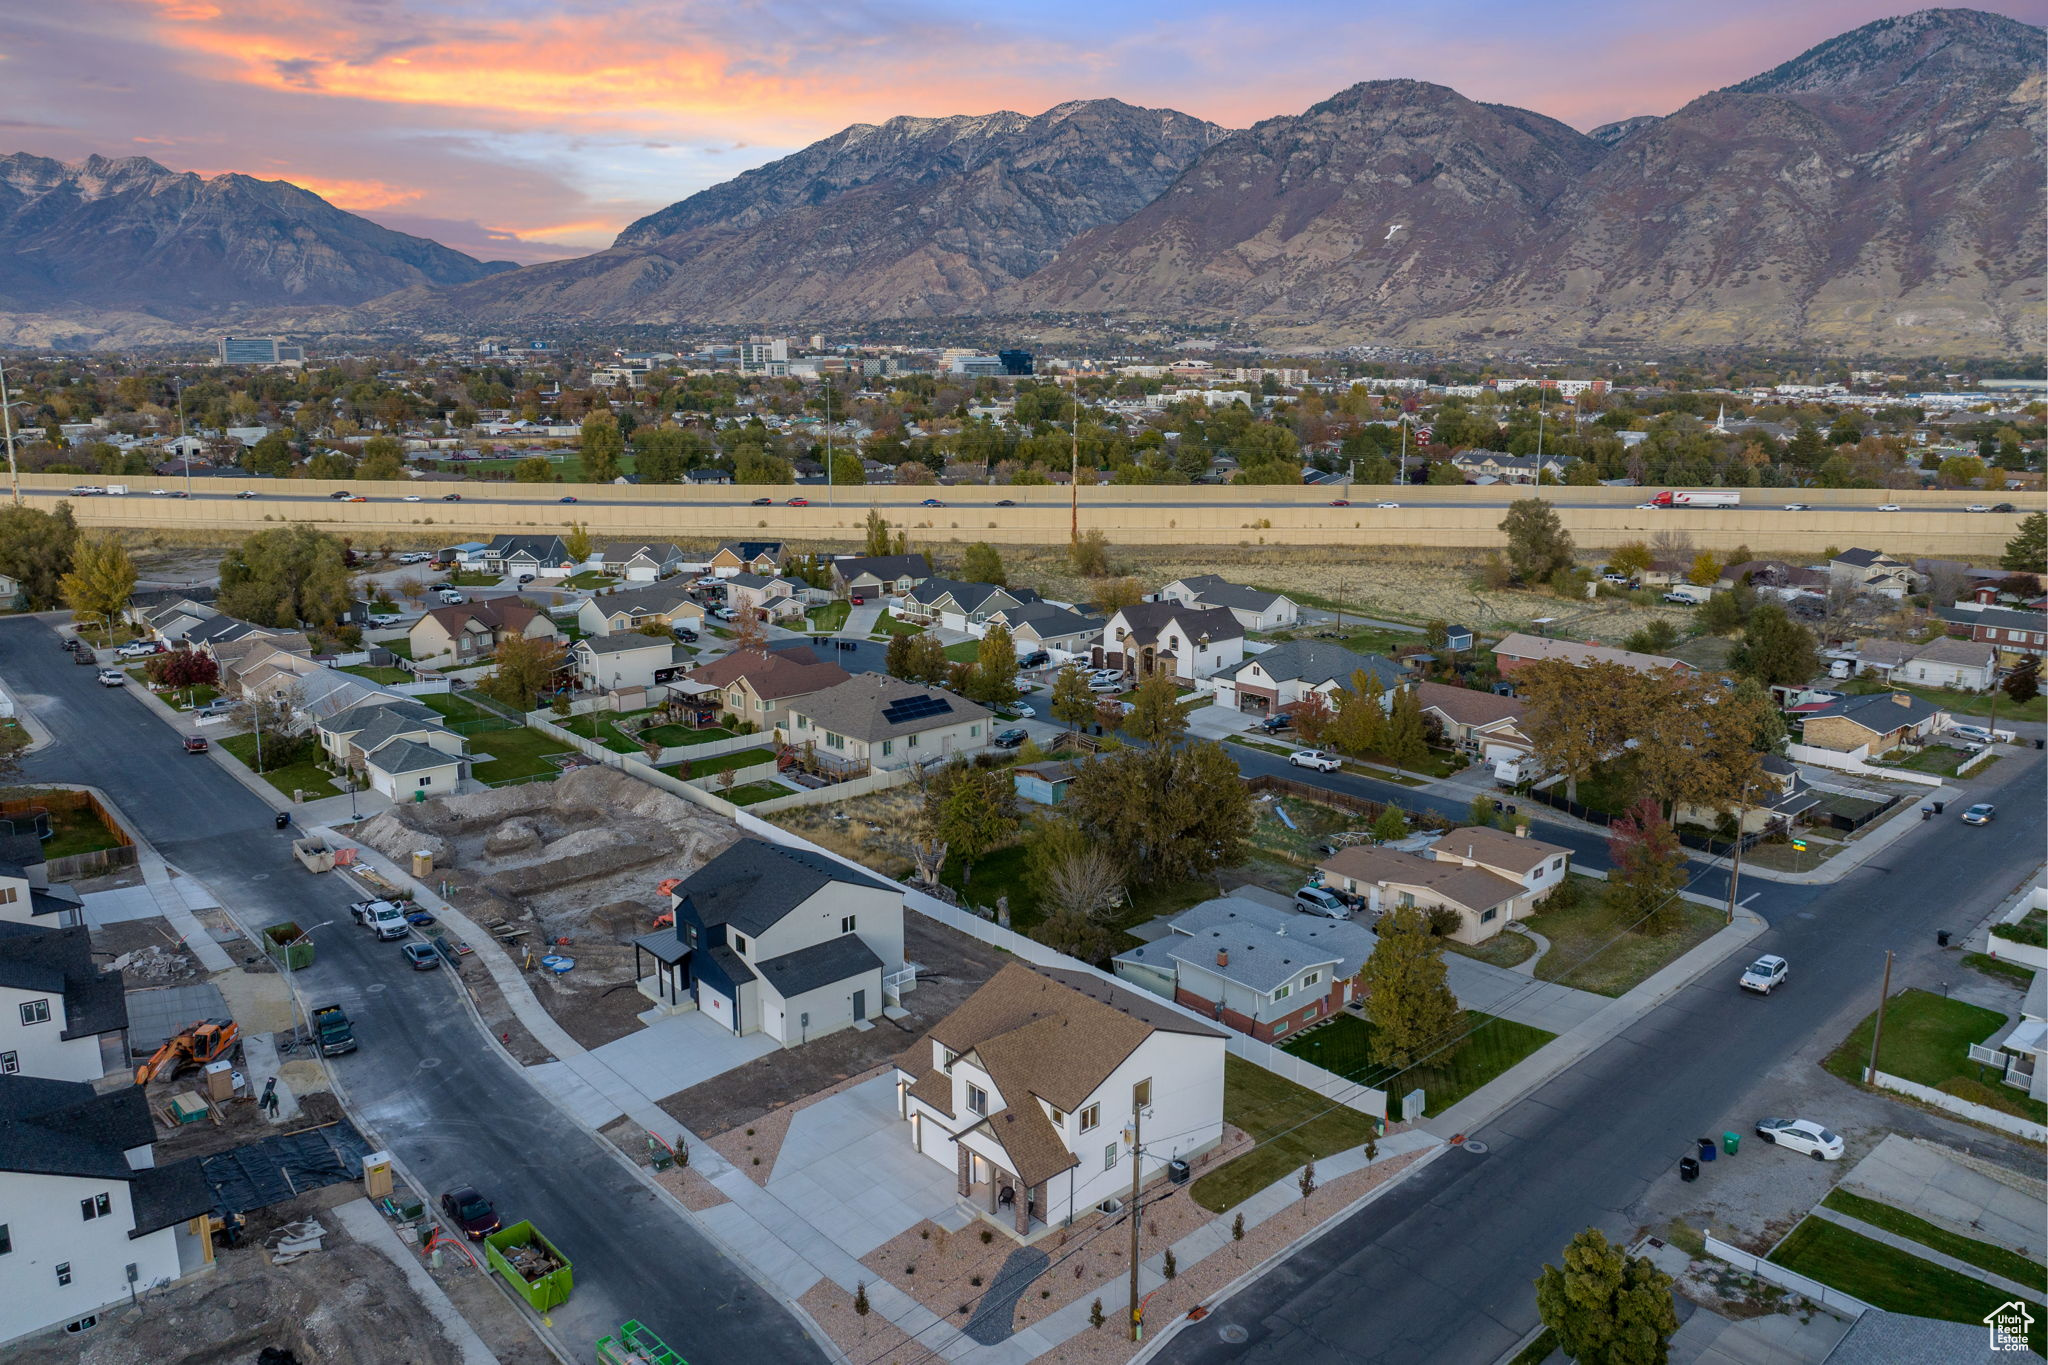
[1869,1070,2048,1143]
[1703,1234,1871,1319]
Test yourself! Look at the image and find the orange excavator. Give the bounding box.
[135,1018,240,1086]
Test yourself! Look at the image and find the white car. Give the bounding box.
[1739,954,1788,994]
[1966,504,1991,513]
[1782,503,1810,512]
[1087,676,1123,692]
[1876,503,1900,512]
[1288,749,1341,772]
[95,669,126,687]
[403,494,423,502]
[1294,886,1349,919]
[67,485,104,496]
[1374,501,1401,509]
[1635,502,1659,510]
[1753,1117,1844,1161]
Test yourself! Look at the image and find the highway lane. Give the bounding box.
[0,615,828,1365]
[1157,737,2045,1365]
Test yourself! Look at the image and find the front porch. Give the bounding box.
[954,1145,1055,1243]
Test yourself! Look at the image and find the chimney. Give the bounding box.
[1515,824,1528,838]
[1216,948,1228,968]
[1891,692,1912,707]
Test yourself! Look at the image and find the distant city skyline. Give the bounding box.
[6,1,2038,264]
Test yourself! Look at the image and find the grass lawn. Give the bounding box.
[666,747,776,779]
[216,733,342,799]
[147,681,220,712]
[1822,987,2046,1124]
[467,727,575,783]
[1770,1218,2045,1355]
[1192,1056,1379,1213]
[419,691,498,726]
[1962,952,2038,990]
[719,781,791,806]
[341,664,412,685]
[941,843,1039,926]
[1524,875,1725,997]
[1282,1011,1554,1119]
[1820,1188,2047,1287]
[30,800,125,860]
[561,711,650,754]
[1442,931,1538,970]
[804,601,851,633]
[448,570,501,587]
[560,570,617,590]
[639,723,736,748]
[943,640,981,663]
[871,613,923,638]
[1875,744,1981,777]
[378,637,416,661]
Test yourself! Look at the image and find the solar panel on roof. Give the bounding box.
[881,694,952,724]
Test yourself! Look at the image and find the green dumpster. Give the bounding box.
[485,1221,573,1311]
[595,1319,686,1365]
[1722,1131,1740,1156]
[262,922,315,971]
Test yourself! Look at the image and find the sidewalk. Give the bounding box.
[1691,779,1954,886]
[1810,1205,2045,1304]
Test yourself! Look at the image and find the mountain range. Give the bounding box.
[1,8,2039,354]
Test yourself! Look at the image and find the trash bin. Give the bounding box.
[1679,1156,1699,1182]
[1937,930,1951,947]
[2034,738,2043,751]
[1932,800,1945,814]
[1697,1137,1717,1163]
[273,812,290,830]
[1722,1132,1740,1156]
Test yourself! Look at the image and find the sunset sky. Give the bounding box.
[5,1,2038,264]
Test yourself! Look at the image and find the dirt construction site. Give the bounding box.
[348,766,738,1049]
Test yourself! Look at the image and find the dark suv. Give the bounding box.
[1259,713,1294,733]
[992,727,1029,749]
[439,1186,501,1240]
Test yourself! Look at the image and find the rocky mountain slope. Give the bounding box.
[385,99,1226,325]
[0,155,509,314]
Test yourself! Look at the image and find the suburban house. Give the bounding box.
[1936,605,2048,664]
[1209,640,1403,716]
[830,553,933,599]
[1969,972,2046,1102]
[479,534,572,577]
[1112,895,1373,1042]
[317,699,458,769]
[892,962,1226,1239]
[1426,827,1572,903]
[1416,682,1532,764]
[0,1076,215,1345]
[1829,548,1919,599]
[216,643,319,700]
[708,542,785,577]
[688,647,851,731]
[686,467,734,487]
[987,603,1103,660]
[1676,753,1820,835]
[898,578,1042,634]
[362,738,467,800]
[576,583,706,638]
[599,542,687,582]
[1491,633,1689,679]
[1447,450,1571,485]
[572,634,682,693]
[632,840,904,1044]
[134,598,219,644]
[0,922,126,1083]
[408,599,557,665]
[1720,560,1829,601]
[0,571,20,611]
[783,675,994,775]
[1796,691,1947,756]
[723,572,812,622]
[1011,759,1080,806]
[1891,637,1998,691]
[184,615,292,657]
[1844,639,1920,679]
[1156,576,1299,632]
[1093,602,1246,682]
[1317,829,1567,945]
[0,835,83,931]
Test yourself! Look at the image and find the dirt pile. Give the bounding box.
[481,825,670,897]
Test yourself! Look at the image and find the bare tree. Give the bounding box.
[1043,846,1127,926]
[1648,528,1694,569]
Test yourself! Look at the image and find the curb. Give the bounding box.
[1130,1141,1454,1364]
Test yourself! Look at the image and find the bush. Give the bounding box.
[1427,906,1463,937]
[1542,876,1584,913]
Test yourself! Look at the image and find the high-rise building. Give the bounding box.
[998,350,1034,376]
[739,336,789,375]
[216,336,303,366]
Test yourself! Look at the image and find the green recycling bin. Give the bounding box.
[1722,1131,1740,1156]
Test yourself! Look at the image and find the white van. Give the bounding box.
[436,589,466,605]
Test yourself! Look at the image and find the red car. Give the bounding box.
[182,735,209,754]
[440,1186,501,1240]
[786,497,809,507]
[1329,498,1351,507]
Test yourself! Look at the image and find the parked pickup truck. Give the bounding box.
[310,1004,358,1056]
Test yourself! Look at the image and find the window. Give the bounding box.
[0,1052,14,1074]
[729,933,748,956]
[1273,1019,1289,1035]
[1302,971,1321,988]
[757,698,768,712]
[941,1047,957,1074]
[826,732,844,750]
[416,777,430,789]
[55,1263,71,1287]
[1481,908,1497,923]
[1398,891,1415,909]
[881,740,893,757]
[0,1224,9,1255]
[1549,857,1563,872]
[1272,983,1290,1001]
[1132,1078,1151,1108]
[0,886,15,905]
[969,724,980,738]
[1105,1142,1120,1171]
[80,1194,110,1221]
[683,925,698,948]
[840,915,857,934]
[907,733,920,747]
[19,1000,49,1026]
[966,1085,988,1116]
[1079,1103,1100,1133]
[1048,1107,1065,1127]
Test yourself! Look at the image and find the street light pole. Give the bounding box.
[0,358,21,507]
[175,376,191,498]
[1724,781,1751,926]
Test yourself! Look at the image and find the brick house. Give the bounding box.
[1797,691,1946,756]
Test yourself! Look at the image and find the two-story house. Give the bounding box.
[898,578,1042,635]
[408,599,557,666]
[0,1076,215,1344]
[723,573,810,622]
[0,835,83,931]
[1317,826,1569,945]
[0,923,126,1083]
[576,583,706,638]
[687,647,851,732]
[1829,547,1919,600]
[1112,896,1374,1043]
[1156,576,1299,632]
[708,542,784,577]
[572,633,683,694]
[893,962,1225,1239]
[1209,640,1403,716]
[1094,603,1245,683]
[1936,605,2048,666]
[783,675,993,776]
[830,554,932,600]
[631,840,904,1044]
[1426,827,1572,903]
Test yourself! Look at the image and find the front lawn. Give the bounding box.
[639,723,736,748]
[341,664,413,685]
[149,681,221,712]
[1819,1188,2047,1288]
[871,613,923,638]
[467,727,575,783]
[1963,952,2038,990]
[1875,743,1981,777]
[561,570,616,590]
[216,733,342,799]
[718,781,791,806]
[1282,1011,1554,1119]
[1441,931,1538,970]
[1523,875,1726,997]
[1190,1055,1379,1213]
[1837,675,2047,724]
[665,746,776,779]
[448,570,501,587]
[1769,1218,2044,1355]
[942,640,980,663]
[1822,987,2046,1124]
[804,601,851,633]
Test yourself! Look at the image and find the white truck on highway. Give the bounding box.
[1648,490,1740,508]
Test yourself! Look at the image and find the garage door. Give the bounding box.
[697,982,737,1032]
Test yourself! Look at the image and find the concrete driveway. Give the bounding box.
[765,1073,964,1257]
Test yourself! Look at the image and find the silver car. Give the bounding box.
[1294,886,1350,919]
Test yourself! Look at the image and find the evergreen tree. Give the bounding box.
[1729,602,1819,688]
[2002,512,2046,575]
[961,542,1006,585]
[1534,1228,1678,1365]
[1355,907,1463,1070]
[863,509,894,557]
[1051,664,1096,730]
[1382,686,1429,770]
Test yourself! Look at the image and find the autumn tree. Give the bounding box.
[1534,1228,1677,1365]
[1686,551,1722,587]
[1064,742,1253,884]
[357,435,407,480]
[1519,659,1649,802]
[1381,685,1429,770]
[0,502,79,608]
[512,457,555,482]
[1607,542,1653,579]
[1286,690,1334,745]
[59,532,136,638]
[969,623,1019,707]
[1093,576,1144,613]
[1326,669,1386,758]
[580,414,624,483]
[885,631,915,680]
[1123,671,1188,746]
[901,633,951,686]
[731,605,769,652]
[1605,799,1688,934]
[1355,907,1463,1070]
[2002,658,2039,707]
[145,649,218,689]
[862,509,895,558]
[1498,498,1577,584]
[1070,527,1111,577]
[1729,602,1819,688]
[1051,664,1096,730]
[482,632,567,711]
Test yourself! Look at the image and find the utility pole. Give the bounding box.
[1864,950,1894,1084]
[175,375,191,499]
[0,357,18,506]
[824,378,833,509]
[1069,373,1080,548]
[1724,783,1750,926]
[1126,1104,1144,1342]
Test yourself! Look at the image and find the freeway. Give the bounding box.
[0,615,827,1365]
[1157,739,2046,1364]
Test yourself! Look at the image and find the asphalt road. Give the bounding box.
[1156,741,2045,1365]
[0,615,827,1365]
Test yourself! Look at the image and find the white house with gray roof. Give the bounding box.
[1209,640,1405,716]
[783,675,994,774]
[1157,575,1299,632]
[1112,896,1374,1043]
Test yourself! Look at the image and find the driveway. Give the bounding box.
[764,1074,964,1258]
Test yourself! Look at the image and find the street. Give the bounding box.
[0,614,827,1365]
[1156,735,2044,1364]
